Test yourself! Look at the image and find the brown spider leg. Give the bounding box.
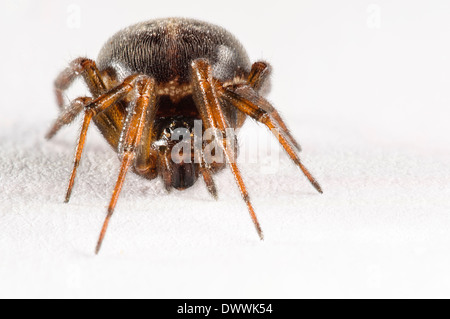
[229,84,301,152]
[158,147,173,193]
[220,87,323,194]
[200,165,218,200]
[54,58,107,109]
[96,77,156,254]
[248,61,271,91]
[65,74,142,203]
[238,63,302,152]
[133,96,160,181]
[194,129,218,199]
[196,140,219,199]
[46,97,93,140]
[191,59,263,240]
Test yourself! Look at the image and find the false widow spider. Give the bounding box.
[47,18,322,254]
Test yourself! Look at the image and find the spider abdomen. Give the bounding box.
[96,18,251,84]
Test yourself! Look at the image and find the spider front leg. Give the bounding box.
[158,147,174,193]
[48,58,109,139]
[133,98,160,181]
[248,61,271,91]
[46,97,92,140]
[241,62,301,152]
[64,74,144,203]
[220,84,323,194]
[96,77,157,254]
[199,163,218,200]
[191,59,264,240]
[54,57,107,110]
[194,129,218,200]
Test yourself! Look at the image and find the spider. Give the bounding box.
[47,18,323,254]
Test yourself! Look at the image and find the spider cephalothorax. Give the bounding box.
[48,18,322,254]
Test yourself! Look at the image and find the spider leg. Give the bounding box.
[158,147,173,193]
[65,74,143,203]
[220,85,323,194]
[233,64,301,152]
[54,58,107,110]
[95,77,156,254]
[193,129,218,199]
[190,85,220,200]
[200,165,218,200]
[51,57,124,149]
[248,61,271,91]
[46,97,93,140]
[133,97,160,181]
[191,59,263,240]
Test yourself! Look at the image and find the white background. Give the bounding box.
[0,0,450,298]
